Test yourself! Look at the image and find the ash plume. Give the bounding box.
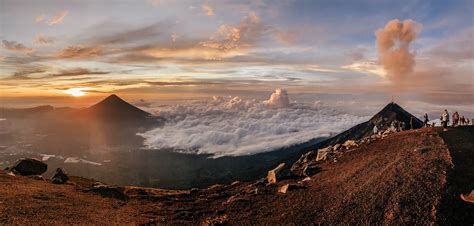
[375,19,421,82]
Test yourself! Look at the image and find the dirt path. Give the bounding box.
[436,126,474,225]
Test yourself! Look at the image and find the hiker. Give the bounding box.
[460,116,465,126]
[423,113,429,127]
[401,121,406,131]
[441,109,449,129]
[452,111,460,127]
[373,125,378,134]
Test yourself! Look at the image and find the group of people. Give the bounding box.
[439,109,471,129]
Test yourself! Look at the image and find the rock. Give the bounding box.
[333,144,341,151]
[316,146,332,161]
[88,184,128,201]
[267,163,285,184]
[291,151,316,176]
[51,168,69,184]
[10,158,47,176]
[202,214,228,226]
[302,164,320,177]
[343,140,357,149]
[278,183,305,194]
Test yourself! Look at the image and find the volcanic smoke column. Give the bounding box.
[375,19,422,83]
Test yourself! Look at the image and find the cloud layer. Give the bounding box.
[139,89,368,157]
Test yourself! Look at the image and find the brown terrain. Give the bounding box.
[1,126,472,224]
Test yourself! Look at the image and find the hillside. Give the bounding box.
[1,126,472,224]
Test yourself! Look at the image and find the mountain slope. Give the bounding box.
[2,127,472,224]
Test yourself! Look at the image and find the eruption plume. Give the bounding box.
[375,19,421,82]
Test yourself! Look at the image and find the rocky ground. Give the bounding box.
[0,126,473,224]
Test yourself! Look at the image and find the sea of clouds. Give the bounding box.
[139,89,370,158]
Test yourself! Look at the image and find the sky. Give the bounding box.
[0,0,473,113]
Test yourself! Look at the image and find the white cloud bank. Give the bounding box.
[139,89,369,158]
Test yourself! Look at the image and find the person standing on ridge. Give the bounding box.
[441,109,449,130]
[423,113,429,127]
[373,125,378,134]
[452,111,459,127]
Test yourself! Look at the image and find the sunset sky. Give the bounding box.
[0,0,472,111]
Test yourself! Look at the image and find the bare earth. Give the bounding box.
[1,126,473,224]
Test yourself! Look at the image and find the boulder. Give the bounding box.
[316,146,332,161]
[51,168,69,184]
[333,144,341,151]
[11,158,47,176]
[267,163,285,184]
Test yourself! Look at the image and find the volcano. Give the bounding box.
[321,102,423,146]
[85,94,152,121]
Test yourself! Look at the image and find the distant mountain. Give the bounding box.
[79,94,156,124]
[0,105,55,118]
[83,94,152,122]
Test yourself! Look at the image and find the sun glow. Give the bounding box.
[64,88,88,97]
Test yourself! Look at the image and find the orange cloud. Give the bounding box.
[57,45,102,59]
[200,12,267,51]
[201,4,214,16]
[47,11,68,26]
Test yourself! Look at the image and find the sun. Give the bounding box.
[64,88,88,97]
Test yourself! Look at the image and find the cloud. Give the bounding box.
[2,40,34,53]
[264,88,290,107]
[50,68,109,77]
[33,34,55,45]
[201,4,214,16]
[57,45,102,59]
[200,11,269,51]
[139,89,368,157]
[342,60,387,78]
[9,65,48,79]
[47,11,68,26]
[35,15,45,23]
[375,19,421,82]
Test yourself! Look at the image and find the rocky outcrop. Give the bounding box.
[10,158,47,176]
